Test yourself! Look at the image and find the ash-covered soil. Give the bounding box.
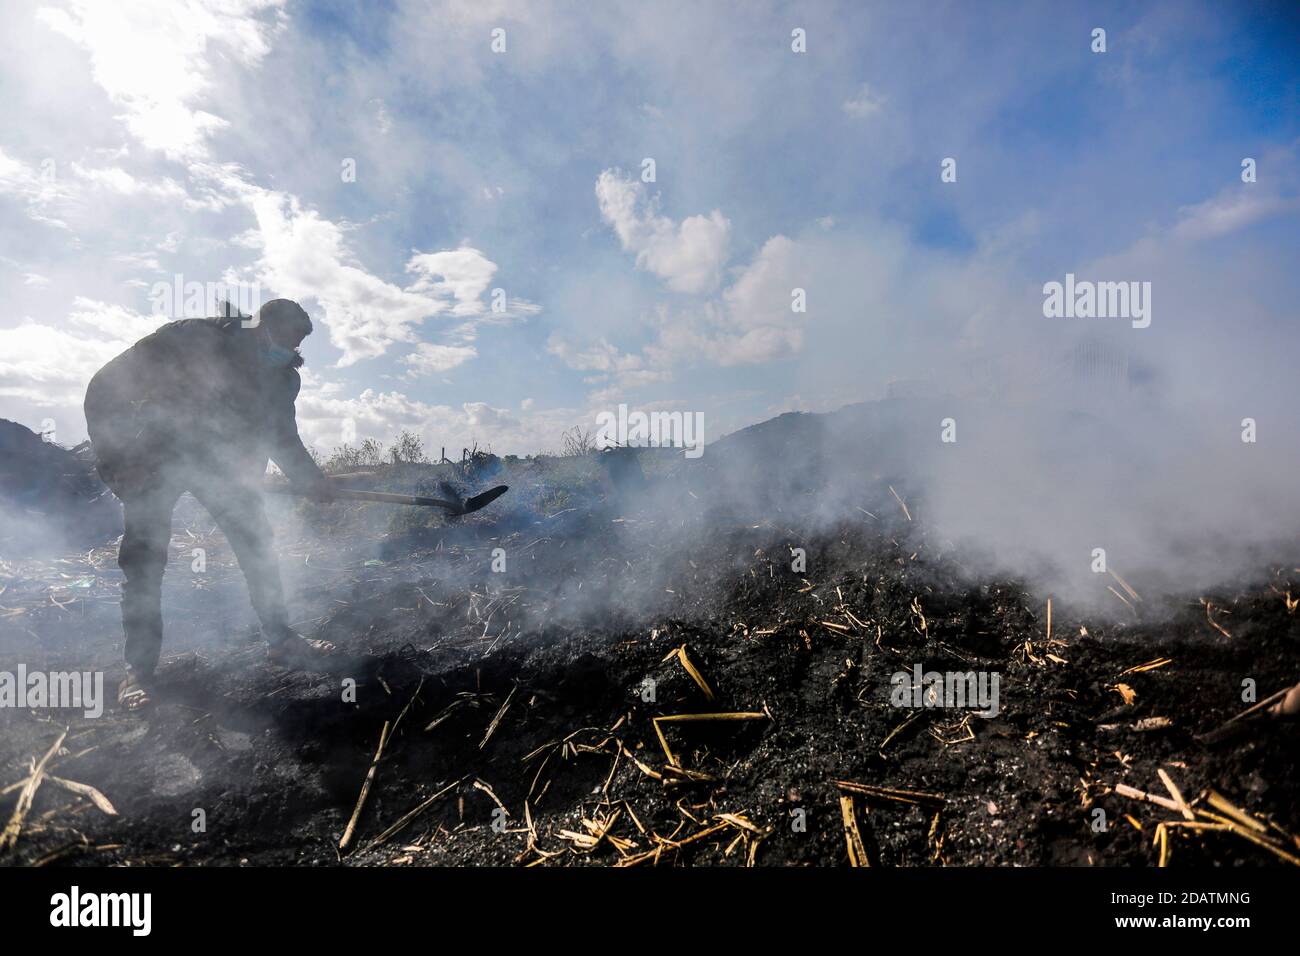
[2,409,1298,867]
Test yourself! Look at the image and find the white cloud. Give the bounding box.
[0,148,72,228]
[463,401,514,428]
[1170,188,1297,242]
[0,150,58,201]
[405,247,498,316]
[0,322,116,406]
[37,0,285,161]
[370,98,392,135]
[111,251,162,271]
[0,299,165,406]
[547,335,644,373]
[554,210,816,401]
[70,162,187,200]
[193,168,536,367]
[206,175,461,365]
[592,234,811,375]
[842,83,885,118]
[595,169,730,294]
[65,297,166,341]
[588,170,814,375]
[545,334,672,399]
[401,342,478,376]
[0,148,196,234]
[698,233,813,366]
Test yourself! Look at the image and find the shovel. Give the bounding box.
[267,481,508,516]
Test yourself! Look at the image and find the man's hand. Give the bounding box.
[302,474,338,503]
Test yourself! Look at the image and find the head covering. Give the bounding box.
[254,299,313,343]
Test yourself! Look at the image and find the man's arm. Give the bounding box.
[266,370,332,496]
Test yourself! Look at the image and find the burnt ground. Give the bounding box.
[1,429,1299,868]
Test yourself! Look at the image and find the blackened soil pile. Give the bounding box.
[1,409,1297,867]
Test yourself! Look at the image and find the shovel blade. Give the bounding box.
[456,484,509,515]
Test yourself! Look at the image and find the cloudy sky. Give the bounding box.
[0,0,1297,457]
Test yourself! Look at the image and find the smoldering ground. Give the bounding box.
[1,430,1297,867]
[1,328,1298,867]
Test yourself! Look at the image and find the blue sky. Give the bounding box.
[0,0,1296,456]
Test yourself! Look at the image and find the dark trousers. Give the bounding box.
[115,470,291,676]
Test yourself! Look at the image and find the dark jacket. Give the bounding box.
[84,316,323,491]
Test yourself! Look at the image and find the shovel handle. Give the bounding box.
[265,485,460,510]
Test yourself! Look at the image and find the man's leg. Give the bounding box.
[188,477,334,665]
[189,478,291,638]
[118,484,179,682]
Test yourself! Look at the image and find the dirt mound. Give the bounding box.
[1,450,1296,867]
[0,419,121,557]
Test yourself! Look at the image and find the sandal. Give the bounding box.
[267,633,336,668]
[117,674,152,712]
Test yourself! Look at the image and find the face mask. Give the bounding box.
[260,344,297,368]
